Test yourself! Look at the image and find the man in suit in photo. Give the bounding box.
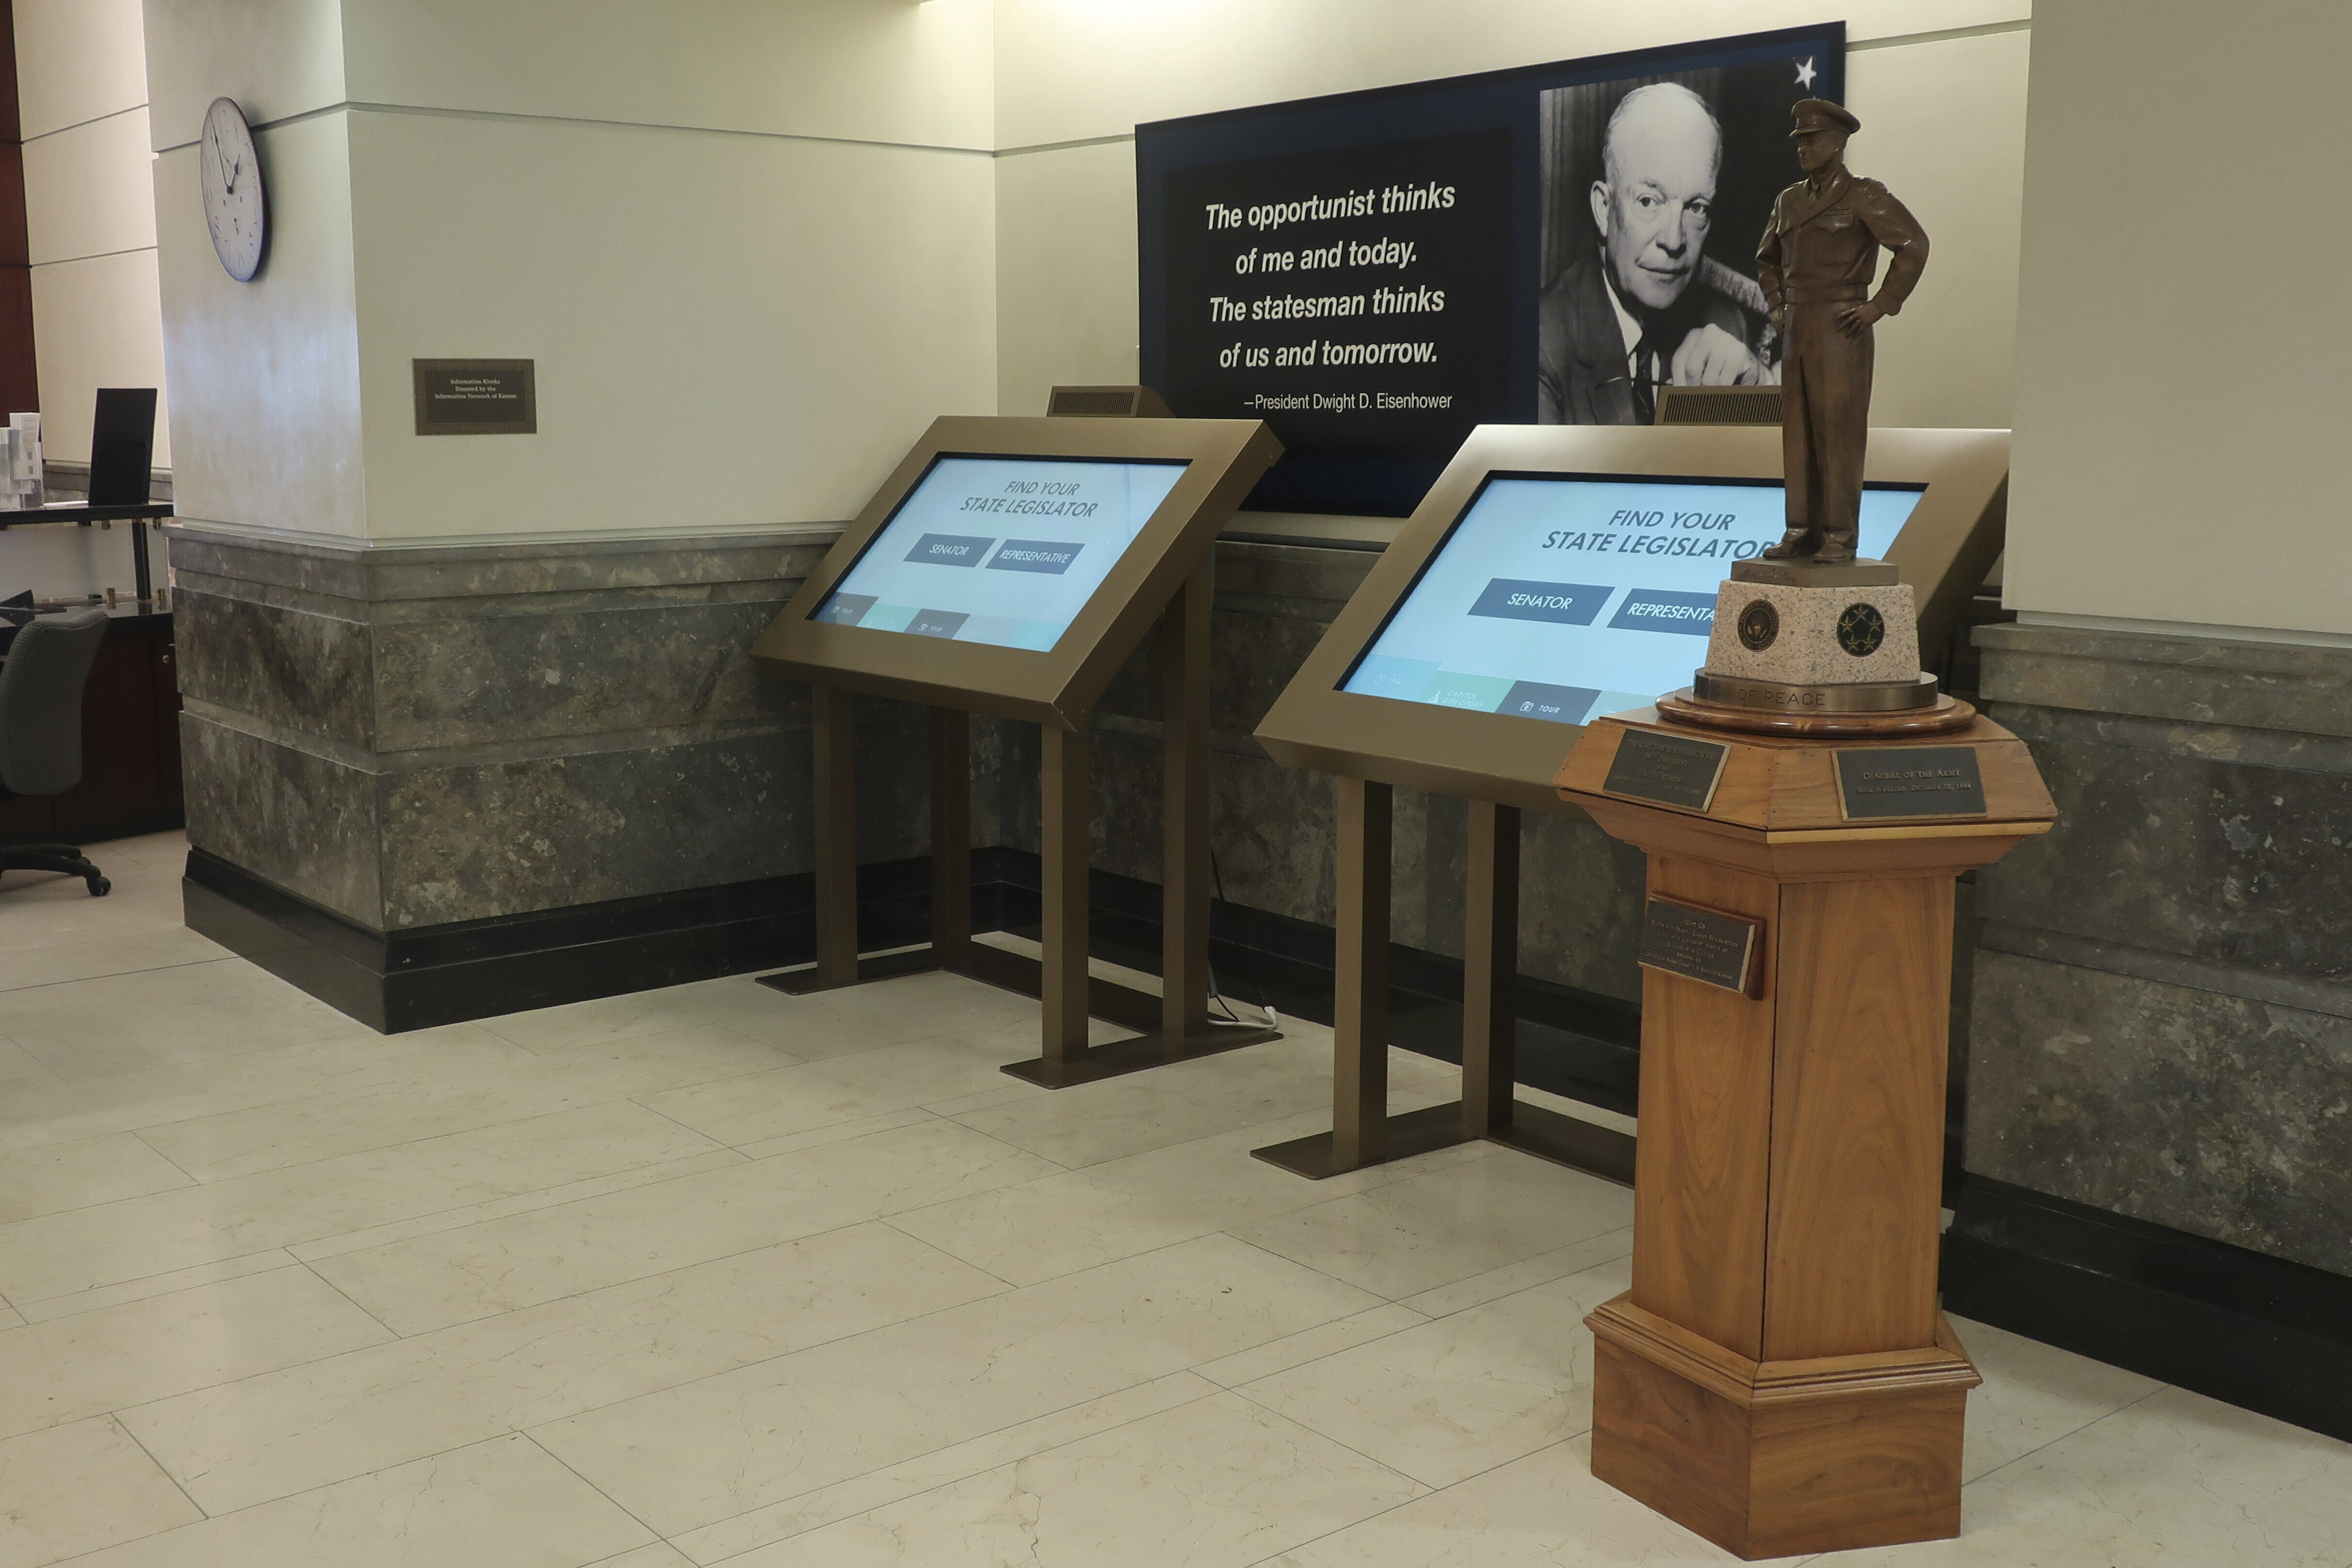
[1537,82,1774,425]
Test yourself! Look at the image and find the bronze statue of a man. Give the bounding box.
[1756,99,1928,564]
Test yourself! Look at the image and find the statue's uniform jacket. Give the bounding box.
[1756,169,1929,549]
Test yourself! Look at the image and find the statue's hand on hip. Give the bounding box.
[1669,322,1764,386]
[1834,300,1887,339]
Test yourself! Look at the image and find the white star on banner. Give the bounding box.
[1794,56,1818,90]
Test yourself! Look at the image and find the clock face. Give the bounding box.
[200,97,267,282]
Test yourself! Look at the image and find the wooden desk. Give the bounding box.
[0,607,182,846]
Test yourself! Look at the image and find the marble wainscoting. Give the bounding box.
[1948,621,2352,1441]
[168,523,935,1030]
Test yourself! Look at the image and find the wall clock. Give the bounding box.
[200,97,267,281]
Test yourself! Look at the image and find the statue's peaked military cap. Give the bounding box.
[1789,98,1861,137]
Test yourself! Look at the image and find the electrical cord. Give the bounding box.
[1204,845,1279,1030]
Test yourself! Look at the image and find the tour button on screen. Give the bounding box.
[906,609,970,638]
[1498,681,1602,724]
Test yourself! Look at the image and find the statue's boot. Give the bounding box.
[1759,527,1819,561]
[1813,529,1859,565]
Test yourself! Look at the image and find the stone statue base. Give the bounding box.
[1655,556,1961,735]
[1705,574,1921,686]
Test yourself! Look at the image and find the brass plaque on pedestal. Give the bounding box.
[1833,746,1988,820]
[1638,897,1760,993]
[1602,729,1729,811]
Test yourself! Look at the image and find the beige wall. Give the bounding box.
[15,0,168,464]
[992,3,2033,432]
[2005,0,2352,640]
[144,0,996,539]
[133,2,2042,546]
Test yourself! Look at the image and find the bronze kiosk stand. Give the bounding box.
[751,414,1284,1088]
[1250,425,2011,1182]
[1555,699,2051,1555]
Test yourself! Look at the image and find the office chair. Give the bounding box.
[0,609,113,896]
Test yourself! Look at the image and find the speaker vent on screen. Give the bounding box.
[1656,386,1783,426]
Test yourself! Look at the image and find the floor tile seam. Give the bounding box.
[520,1225,1370,1449]
[0,1060,488,1143]
[1215,1379,1452,1495]
[729,1107,952,1161]
[1211,1226,1414,1307]
[2,1141,758,1303]
[656,1373,1231,1561]
[1257,1433,1623,1568]
[127,1127,204,1187]
[732,1381,1279,1557]
[1956,1380,2176,1492]
[623,1086,824,1156]
[5,1249,308,1325]
[129,1043,804,1161]
[105,1410,213,1524]
[284,1150,754,1264]
[1397,1245,1638,1329]
[874,1216,1025,1292]
[1193,1310,1436,1392]
[295,1256,405,1340]
[518,1430,669,1554]
[0,952,232,995]
[373,1206,1022,1341]
[221,1077,765,1176]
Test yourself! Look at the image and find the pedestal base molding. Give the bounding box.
[1585,1294,1980,1560]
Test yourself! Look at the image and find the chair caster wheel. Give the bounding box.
[87,877,111,897]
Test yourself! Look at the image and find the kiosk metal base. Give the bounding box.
[784,560,1285,1091]
[1253,1097,1634,1183]
[757,946,943,996]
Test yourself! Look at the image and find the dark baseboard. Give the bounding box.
[187,849,953,1034]
[183,844,1643,1114]
[1942,1176,2352,1443]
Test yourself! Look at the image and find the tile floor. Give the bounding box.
[0,830,2347,1567]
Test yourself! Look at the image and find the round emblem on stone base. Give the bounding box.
[1736,599,1779,651]
[1837,602,1886,657]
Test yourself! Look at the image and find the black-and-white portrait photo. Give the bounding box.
[1537,59,1820,423]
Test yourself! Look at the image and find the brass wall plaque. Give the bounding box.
[414,359,536,435]
[1638,897,1760,993]
[1834,745,1987,820]
[1602,729,1729,811]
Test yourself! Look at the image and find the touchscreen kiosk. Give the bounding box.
[758,418,1277,729]
[753,414,1283,1089]
[1341,476,1922,728]
[1258,424,2010,813]
[1250,422,2009,1184]
[811,458,1187,651]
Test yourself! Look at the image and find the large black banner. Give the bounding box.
[1138,24,1844,515]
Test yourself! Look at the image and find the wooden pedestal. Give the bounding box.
[1556,710,2054,1559]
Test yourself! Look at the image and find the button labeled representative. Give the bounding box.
[906,533,993,566]
[1468,578,1610,625]
[986,539,1084,575]
[1609,588,1718,637]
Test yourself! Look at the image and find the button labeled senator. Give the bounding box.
[906,533,993,566]
[1467,578,1610,625]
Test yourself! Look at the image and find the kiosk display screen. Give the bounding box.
[1340,474,1926,725]
[812,456,1190,651]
